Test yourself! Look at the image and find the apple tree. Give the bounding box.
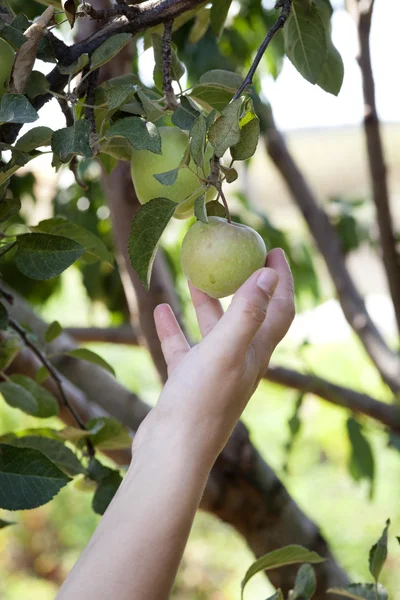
[0,0,399,597]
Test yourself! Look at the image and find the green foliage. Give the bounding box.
[292,564,317,600]
[327,584,388,600]
[9,375,59,418]
[369,520,390,584]
[241,545,325,598]
[347,417,375,499]
[66,348,116,377]
[0,93,38,123]
[106,117,162,154]
[51,121,92,163]
[0,443,71,510]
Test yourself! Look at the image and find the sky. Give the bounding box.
[31,0,400,135]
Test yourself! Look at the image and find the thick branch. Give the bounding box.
[65,324,400,433]
[6,286,349,595]
[348,0,400,335]
[162,20,179,110]
[255,97,400,394]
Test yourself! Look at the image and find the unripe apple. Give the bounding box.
[0,39,14,96]
[131,126,214,219]
[181,216,267,299]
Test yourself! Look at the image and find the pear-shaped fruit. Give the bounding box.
[181,216,267,299]
[130,126,214,219]
[0,39,14,97]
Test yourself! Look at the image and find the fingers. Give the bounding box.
[154,304,190,373]
[206,267,279,360]
[252,248,295,370]
[189,282,224,338]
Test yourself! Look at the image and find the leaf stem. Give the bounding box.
[218,187,231,223]
[8,317,95,459]
[232,0,292,101]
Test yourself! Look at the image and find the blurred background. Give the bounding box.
[1,0,400,598]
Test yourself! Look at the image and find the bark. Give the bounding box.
[256,99,400,394]
[348,0,400,335]
[7,289,349,597]
[66,325,400,433]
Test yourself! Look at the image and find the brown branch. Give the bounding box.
[347,0,400,336]
[232,0,292,101]
[8,317,95,458]
[255,96,400,395]
[6,285,349,596]
[162,20,179,110]
[65,325,400,433]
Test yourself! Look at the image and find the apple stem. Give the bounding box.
[219,188,231,224]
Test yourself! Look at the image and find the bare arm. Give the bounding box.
[57,248,295,600]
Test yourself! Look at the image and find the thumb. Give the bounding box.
[208,267,279,358]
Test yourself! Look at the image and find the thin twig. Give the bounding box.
[218,187,231,223]
[0,285,14,305]
[162,20,178,110]
[9,317,95,458]
[232,0,292,101]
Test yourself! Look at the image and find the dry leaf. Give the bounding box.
[9,6,54,94]
[62,0,78,28]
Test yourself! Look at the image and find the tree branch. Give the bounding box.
[65,325,400,433]
[255,96,400,395]
[232,0,292,101]
[6,285,349,596]
[162,20,179,110]
[348,0,400,336]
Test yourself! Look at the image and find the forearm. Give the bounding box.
[57,408,215,600]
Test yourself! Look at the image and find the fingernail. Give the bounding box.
[257,268,279,296]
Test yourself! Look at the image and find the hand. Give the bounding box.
[147,248,295,462]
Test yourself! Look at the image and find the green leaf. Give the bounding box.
[136,90,164,122]
[209,98,242,158]
[0,443,71,510]
[200,69,243,90]
[0,196,21,222]
[369,520,390,583]
[105,83,140,113]
[0,93,38,124]
[66,348,115,377]
[265,592,283,600]
[327,584,388,600]
[24,71,50,99]
[90,33,132,73]
[15,126,53,152]
[190,84,235,112]
[151,33,185,82]
[283,2,327,84]
[9,375,59,418]
[45,320,62,343]
[241,545,325,599]
[292,564,316,600]
[0,382,38,416]
[0,518,15,529]
[188,7,211,44]
[92,470,122,515]
[153,168,180,186]
[315,0,344,96]
[106,117,161,154]
[32,217,112,264]
[0,23,26,49]
[206,199,225,218]
[283,392,304,473]
[58,54,89,76]
[0,303,8,330]
[35,366,49,384]
[51,120,92,163]
[347,417,375,497]
[15,233,85,280]
[171,96,200,131]
[5,436,84,476]
[86,417,132,450]
[210,0,233,38]
[194,193,208,224]
[0,334,22,371]
[220,165,238,183]
[206,109,217,131]
[231,114,260,161]
[128,197,177,290]
[189,115,207,167]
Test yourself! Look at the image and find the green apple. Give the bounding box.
[0,39,14,97]
[131,126,215,220]
[181,216,267,299]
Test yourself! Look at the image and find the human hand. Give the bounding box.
[147,248,295,462]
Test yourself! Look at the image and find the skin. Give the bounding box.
[181,216,267,298]
[0,39,14,96]
[57,248,295,600]
[130,126,214,219]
